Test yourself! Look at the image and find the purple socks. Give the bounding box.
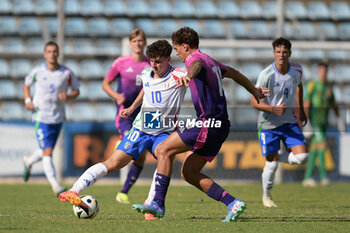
[153,173,170,207]
[206,183,235,207]
[120,163,143,194]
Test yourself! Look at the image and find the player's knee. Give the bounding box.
[294,153,309,165]
[264,160,278,172]
[154,144,171,159]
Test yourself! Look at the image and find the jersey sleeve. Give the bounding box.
[68,69,80,90]
[214,59,229,79]
[105,58,121,81]
[256,71,268,88]
[24,68,38,86]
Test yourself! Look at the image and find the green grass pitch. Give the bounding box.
[1,182,349,233]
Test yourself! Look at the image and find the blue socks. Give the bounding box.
[206,183,235,207]
[121,163,143,194]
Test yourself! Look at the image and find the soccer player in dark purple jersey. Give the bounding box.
[133,27,269,222]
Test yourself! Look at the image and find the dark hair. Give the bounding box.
[44,41,59,52]
[171,27,199,49]
[318,62,328,69]
[272,37,292,50]
[146,40,172,58]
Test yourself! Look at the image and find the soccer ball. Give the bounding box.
[73,195,99,219]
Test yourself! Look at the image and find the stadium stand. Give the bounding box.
[307,1,330,20]
[0,59,9,77]
[103,0,126,16]
[81,0,103,16]
[1,0,350,124]
[239,1,262,19]
[64,0,80,15]
[12,0,34,15]
[136,18,157,37]
[18,17,41,35]
[0,80,17,99]
[217,0,240,19]
[148,0,172,17]
[330,1,350,21]
[262,1,278,19]
[35,0,57,15]
[0,16,17,35]
[0,0,12,14]
[194,0,218,18]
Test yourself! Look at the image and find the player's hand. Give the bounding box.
[116,93,126,105]
[58,91,68,101]
[272,103,286,116]
[254,87,270,103]
[25,101,35,111]
[120,108,133,119]
[175,76,191,89]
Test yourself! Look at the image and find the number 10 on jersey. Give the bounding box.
[151,91,162,103]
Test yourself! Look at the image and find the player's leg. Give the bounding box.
[303,145,317,186]
[116,150,147,204]
[278,123,309,165]
[181,152,246,222]
[22,148,43,182]
[303,134,318,187]
[133,132,191,218]
[37,122,66,196]
[60,128,150,205]
[259,128,280,207]
[143,168,158,220]
[59,149,133,205]
[262,154,279,207]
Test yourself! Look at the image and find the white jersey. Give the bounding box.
[256,62,303,129]
[25,64,80,124]
[133,66,187,135]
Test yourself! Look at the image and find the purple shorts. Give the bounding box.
[177,118,230,162]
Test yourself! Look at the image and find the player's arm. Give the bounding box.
[102,77,125,105]
[120,89,144,119]
[223,67,269,103]
[176,60,202,87]
[23,83,35,110]
[64,89,80,101]
[251,96,286,116]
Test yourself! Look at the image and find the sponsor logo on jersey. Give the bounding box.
[143,110,161,129]
[126,67,134,72]
[145,82,150,87]
[274,82,280,87]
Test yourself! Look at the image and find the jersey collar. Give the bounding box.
[272,62,290,75]
[150,65,172,79]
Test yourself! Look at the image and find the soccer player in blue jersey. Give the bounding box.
[133,27,269,222]
[22,41,80,196]
[59,40,188,215]
[251,37,309,207]
[102,29,151,204]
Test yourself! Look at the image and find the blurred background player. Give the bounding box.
[59,40,187,220]
[102,29,150,204]
[302,63,345,187]
[133,27,268,222]
[22,41,80,196]
[251,37,309,208]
